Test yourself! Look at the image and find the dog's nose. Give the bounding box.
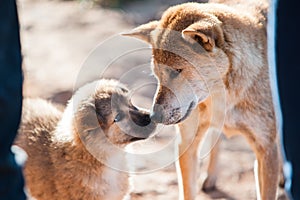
[150,104,164,123]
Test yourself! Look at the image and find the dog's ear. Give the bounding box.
[121,21,159,43]
[181,18,224,51]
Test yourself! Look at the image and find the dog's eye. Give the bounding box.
[170,69,183,79]
[176,69,183,73]
[114,112,124,123]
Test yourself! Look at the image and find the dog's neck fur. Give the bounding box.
[220,12,269,106]
[194,3,270,108]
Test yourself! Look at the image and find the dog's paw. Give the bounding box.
[201,175,217,192]
[279,172,285,188]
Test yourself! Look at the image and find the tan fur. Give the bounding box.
[124,1,280,199]
[15,79,156,200]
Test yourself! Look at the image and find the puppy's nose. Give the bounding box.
[129,109,151,127]
[150,104,164,123]
[128,108,157,139]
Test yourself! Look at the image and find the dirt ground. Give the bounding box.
[18,0,287,199]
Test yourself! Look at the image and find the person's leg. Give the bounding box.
[0,0,26,199]
[276,0,300,199]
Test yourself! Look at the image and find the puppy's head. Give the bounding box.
[123,3,230,124]
[71,79,156,148]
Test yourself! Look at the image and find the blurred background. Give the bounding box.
[18,0,285,199]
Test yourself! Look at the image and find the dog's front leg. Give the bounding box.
[176,106,209,200]
[202,133,220,192]
[255,142,279,200]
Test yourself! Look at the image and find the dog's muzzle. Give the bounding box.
[150,104,165,124]
[151,101,195,125]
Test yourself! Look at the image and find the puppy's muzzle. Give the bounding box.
[129,109,151,127]
[128,108,156,139]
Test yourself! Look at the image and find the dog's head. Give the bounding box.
[123,3,230,124]
[71,79,156,148]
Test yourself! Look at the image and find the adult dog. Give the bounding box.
[123,1,280,199]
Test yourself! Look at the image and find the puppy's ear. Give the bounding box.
[182,18,224,51]
[121,21,159,43]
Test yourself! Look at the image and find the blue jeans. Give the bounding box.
[0,0,26,199]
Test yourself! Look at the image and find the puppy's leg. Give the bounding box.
[176,107,209,200]
[254,142,279,200]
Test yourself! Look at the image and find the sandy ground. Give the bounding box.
[18,0,287,199]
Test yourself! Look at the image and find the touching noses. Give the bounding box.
[150,104,164,123]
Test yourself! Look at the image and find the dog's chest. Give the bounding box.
[223,125,242,138]
[222,106,248,138]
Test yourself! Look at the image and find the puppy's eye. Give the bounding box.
[114,112,124,123]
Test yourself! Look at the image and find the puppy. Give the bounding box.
[15,79,156,200]
[123,1,281,200]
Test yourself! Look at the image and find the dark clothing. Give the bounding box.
[0,0,26,199]
[276,0,300,199]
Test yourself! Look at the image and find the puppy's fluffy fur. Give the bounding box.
[15,79,156,200]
